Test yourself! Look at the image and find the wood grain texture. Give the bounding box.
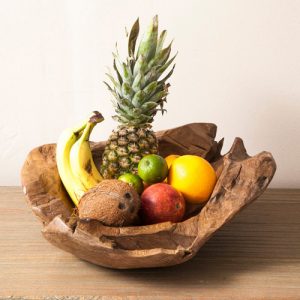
[1,187,299,299]
[20,123,276,269]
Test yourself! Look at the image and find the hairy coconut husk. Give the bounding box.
[20,123,276,269]
[78,180,140,227]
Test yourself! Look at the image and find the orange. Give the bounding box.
[165,154,180,168]
[164,154,180,182]
[168,155,217,204]
[138,154,169,184]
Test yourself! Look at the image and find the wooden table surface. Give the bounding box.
[0,187,299,299]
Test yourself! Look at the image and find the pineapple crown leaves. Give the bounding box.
[104,15,177,126]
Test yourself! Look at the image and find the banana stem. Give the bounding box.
[72,122,87,138]
[73,111,104,141]
[89,111,104,124]
[80,111,105,142]
[80,122,94,142]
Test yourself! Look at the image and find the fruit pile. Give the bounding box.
[134,153,216,225]
[56,16,217,227]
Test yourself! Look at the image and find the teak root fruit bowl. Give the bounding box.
[21,123,276,269]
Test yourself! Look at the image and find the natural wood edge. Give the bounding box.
[191,138,276,252]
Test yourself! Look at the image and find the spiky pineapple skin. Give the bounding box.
[101,124,158,179]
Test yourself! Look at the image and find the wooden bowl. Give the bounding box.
[20,123,276,269]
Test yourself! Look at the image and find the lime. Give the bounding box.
[138,154,168,184]
[118,173,144,194]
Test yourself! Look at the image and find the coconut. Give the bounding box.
[78,179,141,226]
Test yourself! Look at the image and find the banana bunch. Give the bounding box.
[56,111,104,206]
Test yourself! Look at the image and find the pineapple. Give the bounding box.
[101,15,176,179]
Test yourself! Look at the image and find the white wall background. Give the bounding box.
[0,0,299,187]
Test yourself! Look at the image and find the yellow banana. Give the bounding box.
[56,121,87,206]
[70,111,104,190]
